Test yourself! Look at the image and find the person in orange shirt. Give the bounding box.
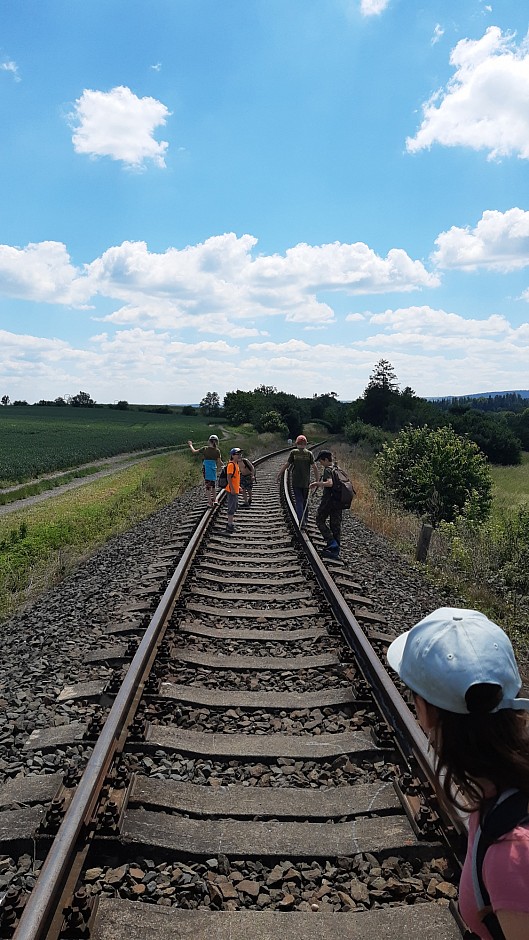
[225,447,241,533]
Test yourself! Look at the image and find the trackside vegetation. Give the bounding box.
[0,452,199,621]
[373,425,493,525]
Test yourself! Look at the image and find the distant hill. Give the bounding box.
[429,390,529,401]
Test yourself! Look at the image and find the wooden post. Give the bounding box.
[416,523,433,563]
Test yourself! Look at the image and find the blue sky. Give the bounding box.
[1,0,528,404]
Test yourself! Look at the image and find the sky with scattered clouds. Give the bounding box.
[1,0,528,404]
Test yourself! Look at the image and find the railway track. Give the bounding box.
[0,449,467,939]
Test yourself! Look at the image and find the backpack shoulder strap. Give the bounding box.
[473,789,529,940]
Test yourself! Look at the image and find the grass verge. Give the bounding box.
[338,444,529,661]
[0,452,199,623]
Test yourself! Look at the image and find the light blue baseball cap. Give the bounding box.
[387,607,529,715]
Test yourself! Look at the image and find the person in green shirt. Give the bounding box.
[276,434,319,524]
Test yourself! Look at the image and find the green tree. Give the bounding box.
[199,391,221,416]
[448,409,521,465]
[374,425,493,525]
[257,410,288,434]
[358,359,400,428]
[223,390,255,424]
[1,395,10,406]
[70,391,95,407]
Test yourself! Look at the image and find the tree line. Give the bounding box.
[4,360,529,465]
[196,360,528,465]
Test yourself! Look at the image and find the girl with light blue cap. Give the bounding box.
[387,607,529,940]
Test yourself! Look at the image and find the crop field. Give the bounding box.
[0,406,216,484]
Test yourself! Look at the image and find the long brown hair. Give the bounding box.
[431,684,529,811]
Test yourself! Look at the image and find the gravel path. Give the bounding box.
[0,447,186,518]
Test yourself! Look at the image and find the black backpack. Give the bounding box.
[331,466,356,508]
[471,789,529,940]
[217,464,228,489]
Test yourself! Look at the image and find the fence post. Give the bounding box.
[416,523,433,563]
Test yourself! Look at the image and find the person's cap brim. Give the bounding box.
[386,630,410,677]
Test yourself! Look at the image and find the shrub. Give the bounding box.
[344,420,392,454]
[373,425,493,525]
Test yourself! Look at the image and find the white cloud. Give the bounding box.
[0,235,438,328]
[1,60,20,81]
[407,27,529,159]
[2,306,529,404]
[0,241,91,305]
[360,0,390,16]
[84,234,438,329]
[431,24,445,46]
[345,312,366,321]
[368,305,514,342]
[433,208,529,271]
[70,86,170,168]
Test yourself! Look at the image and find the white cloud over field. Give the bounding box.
[0,233,439,332]
[407,27,529,159]
[2,299,528,403]
[0,242,89,305]
[433,209,529,271]
[70,86,171,168]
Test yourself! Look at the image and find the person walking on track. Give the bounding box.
[225,447,242,533]
[276,434,319,524]
[309,450,341,558]
[239,453,256,506]
[188,435,223,508]
[387,607,529,940]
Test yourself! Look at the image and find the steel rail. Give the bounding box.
[13,509,216,940]
[13,444,291,940]
[280,468,468,839]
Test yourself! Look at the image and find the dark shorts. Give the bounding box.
[226,492,239,515]
[204,479,216,492]
[240,475,253,490]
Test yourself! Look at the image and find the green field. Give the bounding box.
[0,406,218,484]
[491,452,529,513]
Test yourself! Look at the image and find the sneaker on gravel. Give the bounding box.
[322,548,340,559]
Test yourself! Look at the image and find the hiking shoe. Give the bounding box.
[225,524,235,533]
[322,548,340,559]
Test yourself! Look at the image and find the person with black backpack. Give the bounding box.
[386,608,529,940]
[239,453,256,506]
[309,450,353,559]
